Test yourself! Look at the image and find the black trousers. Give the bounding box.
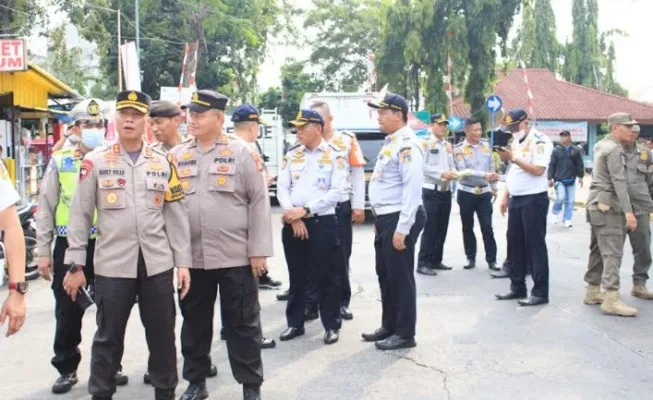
[51,236,96,375]
[374,207,426,338]
[457,191,497,263]
[508,192,550,298]
[418,189,452,268]
[306,201,352,310]
[283,215,342,331]
[90,253,177,398]
[180,266,263,385]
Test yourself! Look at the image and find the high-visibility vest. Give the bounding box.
[53,149,97,238]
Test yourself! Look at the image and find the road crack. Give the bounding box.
[385,353,452,400]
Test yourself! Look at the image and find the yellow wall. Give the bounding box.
[0,64,77,109]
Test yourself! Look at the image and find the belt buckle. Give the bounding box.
[474,186,481,195]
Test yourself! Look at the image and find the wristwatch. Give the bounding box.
[67,263,83,273]
[303,205,312,218]
[8,281,28,294]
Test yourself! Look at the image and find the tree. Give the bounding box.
[257,86,282,111]
[603,42,628,97]
[43,26,91,96]
[55,0,291,101]
[277,60,322,124]
[510,0,558,72]
[0,0,45,36]
[304,0,383,92]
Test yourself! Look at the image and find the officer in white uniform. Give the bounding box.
[277,109,347,345]
[361,92,426,351]
[308,100,366,321]
[496,109,553,307]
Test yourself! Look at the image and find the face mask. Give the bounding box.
[81,128,105,149]
[68,135,80,144]
[512,130,526,141]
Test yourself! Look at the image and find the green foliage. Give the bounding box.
[510,0,558,71]
[0,0,45,36]
[43,26,90,96]
[277,60,322,124]
[257,86,282,111]
[304,0,383,91]
[53,0,291,101]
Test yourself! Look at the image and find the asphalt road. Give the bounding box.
[1,203,653,400]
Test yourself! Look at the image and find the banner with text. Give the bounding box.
[534,120,588,143]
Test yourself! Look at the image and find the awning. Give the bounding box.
[0,62,80,110]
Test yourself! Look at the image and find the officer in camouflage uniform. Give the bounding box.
[36,99,129,394]
[585,123,653,308]
[583,112,639,317]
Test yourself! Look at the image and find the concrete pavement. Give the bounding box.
[1,203,653,399]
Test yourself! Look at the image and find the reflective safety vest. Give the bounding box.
[53,148,98,238]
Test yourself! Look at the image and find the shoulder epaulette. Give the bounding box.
[181,136,194,144]
[328,143,340,152]
[150,145,167,156]
[288,143,302,151]
[340,131,355,138]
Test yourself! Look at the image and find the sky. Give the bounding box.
[28,0,653,103]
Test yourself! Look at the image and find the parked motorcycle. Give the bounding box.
[0,201,40,286]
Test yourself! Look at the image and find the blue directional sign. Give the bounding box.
[486,95,503,147]
[448,116,463,132]
[485,95,503,112]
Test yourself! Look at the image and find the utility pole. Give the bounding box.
[117,8,122,91]
[135,0,140,62]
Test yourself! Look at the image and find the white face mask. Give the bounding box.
[81,128,106,150]
[512,130,526,141]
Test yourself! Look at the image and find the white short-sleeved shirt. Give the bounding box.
[0,161,20,212]
[505,128,553,196]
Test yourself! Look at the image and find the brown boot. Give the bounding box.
[631,283,653,300]
[583,284,604,305]
[600,290,638,317]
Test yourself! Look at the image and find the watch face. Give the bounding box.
[15,282,28,294]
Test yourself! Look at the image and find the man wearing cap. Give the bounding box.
[309,100,366,321]
[620,124,653,301]
[548,130,585,228]
[417,113,457,276]
[172,90,271,400]
[63,90,192,400]
[277,109,347,345]
[452,117,499,272]
[230,104,283,293]
[362,92,426,351]
[150,100,183,152]
[225,103,279,350]
[37,98,130,394]
[496,109,553,307]
[583,117,646,316]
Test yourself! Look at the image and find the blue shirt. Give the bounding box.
[452,139,496,189]
[368,125,424,235]
[277,139,347,216]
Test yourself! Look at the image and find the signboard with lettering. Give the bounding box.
[0,39,27,72]
[534,120,588,143]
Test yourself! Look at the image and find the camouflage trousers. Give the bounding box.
[584,210,627,290]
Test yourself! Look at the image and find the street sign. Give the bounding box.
[485,95,502,112]
[0,38,27,72]
[448,116,463,132]
[486,95,503,147]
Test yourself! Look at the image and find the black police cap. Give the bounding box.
[116,90,152,114]
[149,100,181,118]
[182,90,229,112]
[431,113,449,124]
[503,108,528,127]
[368,92,408,115]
